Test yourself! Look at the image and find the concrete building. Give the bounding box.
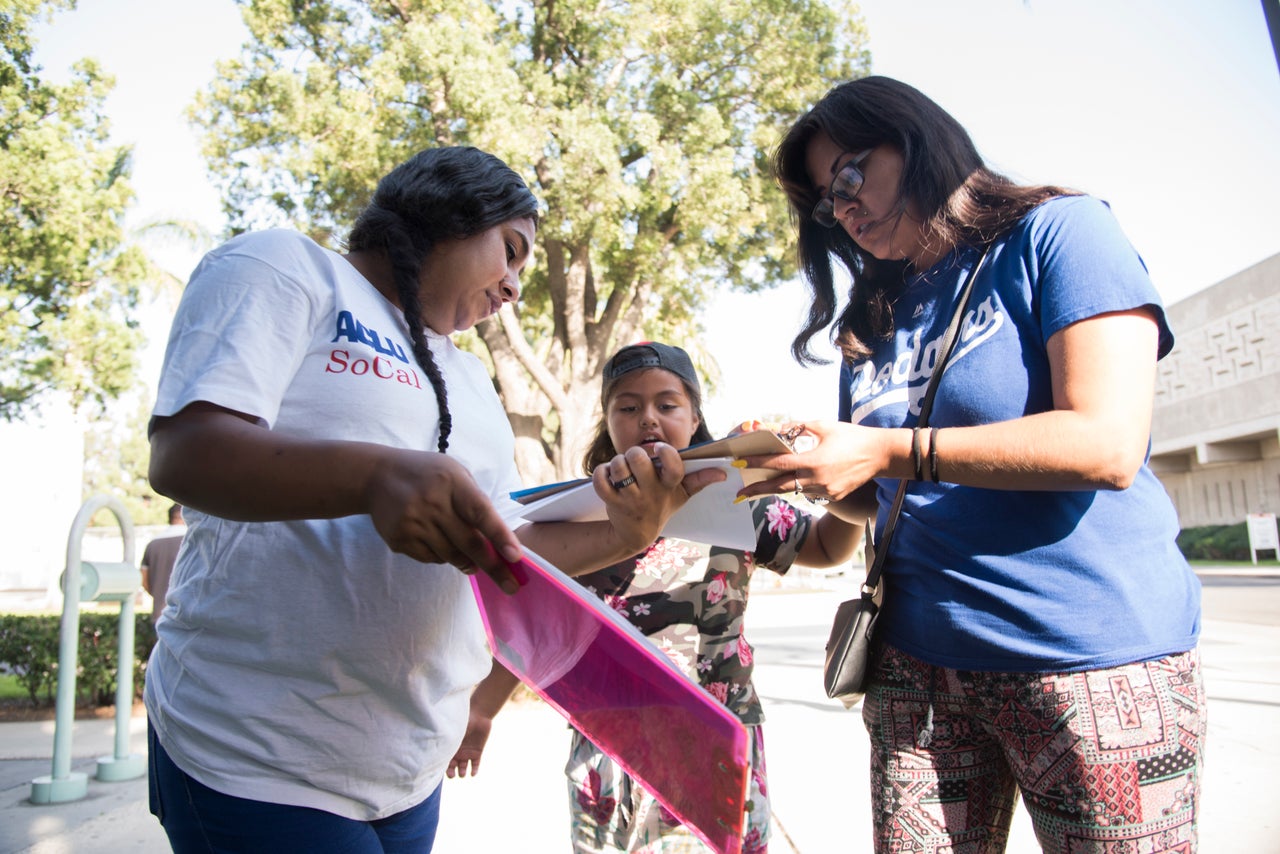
[1151,253,1280,528]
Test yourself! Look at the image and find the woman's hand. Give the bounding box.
[735,309,1162,497]
[592,442,720,554]
[518,442,725,574]
[364,449,523,591]
[150,402,522,592]
[736,420,892,503]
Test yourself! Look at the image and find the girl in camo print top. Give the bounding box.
[449,341,863,854]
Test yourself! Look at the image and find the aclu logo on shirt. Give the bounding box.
[324,309,424,390]
[846,295,1004,422]
[330,310,410,363]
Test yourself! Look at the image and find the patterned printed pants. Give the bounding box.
[862,645,1206,854]
[566,723,770,853]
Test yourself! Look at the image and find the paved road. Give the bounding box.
[1196,572,1280,627]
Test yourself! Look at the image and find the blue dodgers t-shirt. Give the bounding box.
[840,195,1200,672]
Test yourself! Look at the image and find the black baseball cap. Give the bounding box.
[601,342,701,405]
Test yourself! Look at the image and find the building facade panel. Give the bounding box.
[1158,455,1280,527]
[1150,253,1280,528]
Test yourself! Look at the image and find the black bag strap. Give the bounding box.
[861,245,992,598]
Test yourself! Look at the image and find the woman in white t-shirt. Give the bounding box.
[144,146,715,853]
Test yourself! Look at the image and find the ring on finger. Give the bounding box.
[611,474,637,490]
[794,476,802,494]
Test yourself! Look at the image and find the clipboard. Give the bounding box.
[677,429,793,484]
[470,551,750,854]
[508,430,793,551]
[511,429,793,505]
[515,460,755,550]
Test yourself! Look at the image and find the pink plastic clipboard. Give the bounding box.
[470,552,750,854]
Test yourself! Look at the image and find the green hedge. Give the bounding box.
[0,611,157,708]
[1176,523,1253,562]
[0,524,1263,708]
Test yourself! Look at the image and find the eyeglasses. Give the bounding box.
[811,149,872,228]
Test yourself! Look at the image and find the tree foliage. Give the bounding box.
[194,0,870,481]
[82,392,171,526]
[0,0,152,419]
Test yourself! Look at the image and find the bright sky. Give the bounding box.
[34,0,1280,434]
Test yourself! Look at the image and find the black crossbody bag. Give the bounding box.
[823,246,992,707]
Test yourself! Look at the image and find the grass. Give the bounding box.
[1188,557,1280,568]
[0,672,29,703]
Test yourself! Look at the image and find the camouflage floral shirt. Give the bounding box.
[575,496,814,726]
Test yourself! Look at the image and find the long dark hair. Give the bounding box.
[347,147,538,452]
[580,370,714,475]
[773,76,1077,363]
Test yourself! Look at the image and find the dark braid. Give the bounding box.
[346,147,539,453]
[385,225,454,453]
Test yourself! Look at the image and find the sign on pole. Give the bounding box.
[1245,513,1279,564]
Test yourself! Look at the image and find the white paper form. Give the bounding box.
[514,459,756,550]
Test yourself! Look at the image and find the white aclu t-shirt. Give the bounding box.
[145,229,523,820]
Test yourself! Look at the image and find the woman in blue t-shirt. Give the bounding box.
[739,76,1206,853]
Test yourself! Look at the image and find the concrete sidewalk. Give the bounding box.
[2,572,1277,853]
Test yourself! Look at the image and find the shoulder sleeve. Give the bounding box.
[1027,196,1174,358]
[750,496,813,574]
[153,231,326,427]
[838,360,853,422]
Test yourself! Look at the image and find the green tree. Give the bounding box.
[194,0,870,481]
[0,0,153,419]
[82,393,170,526]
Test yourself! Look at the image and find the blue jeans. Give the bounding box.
[148,724,441,853]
